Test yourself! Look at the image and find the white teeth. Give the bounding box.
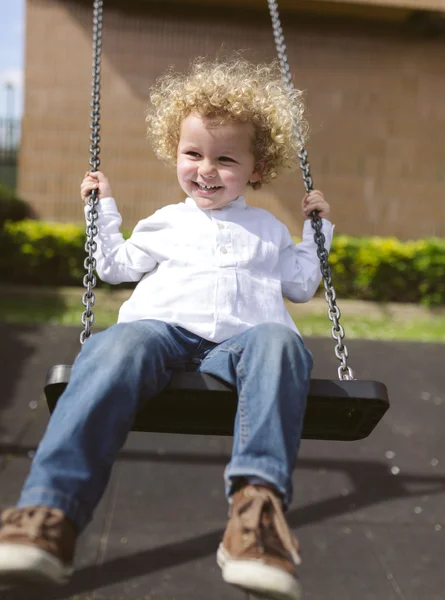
[197,183,219,190]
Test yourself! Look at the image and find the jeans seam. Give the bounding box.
[189,337,207,363]
[224,462,292,508]
[218,343,244,357]
[20,487,76,502]
[236,356,248,445]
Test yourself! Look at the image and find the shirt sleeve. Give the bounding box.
[279,219,335,303]
[84,197,164,284]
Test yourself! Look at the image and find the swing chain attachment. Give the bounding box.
[81,0,103,345]
[267,0,354,381]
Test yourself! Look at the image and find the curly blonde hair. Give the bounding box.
[146,55,308,188]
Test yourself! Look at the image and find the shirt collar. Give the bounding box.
[185,196,247,211]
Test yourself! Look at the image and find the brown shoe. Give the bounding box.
[0,506,77,585]
[217,485,302,600]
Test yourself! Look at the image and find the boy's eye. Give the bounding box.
[186,151,201,158]
[219,156,235,163]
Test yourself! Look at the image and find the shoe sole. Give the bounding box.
[0,544,73,586]
[217,544,302,600]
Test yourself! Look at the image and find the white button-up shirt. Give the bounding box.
[87,196,334,342]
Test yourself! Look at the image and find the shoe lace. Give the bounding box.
[236,487,301,565]
[1,507,62,542]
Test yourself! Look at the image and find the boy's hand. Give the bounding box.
[302,190,330,220]
[80,171,112,204]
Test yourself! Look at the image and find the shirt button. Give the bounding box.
[218,223,225,230]
[220,247,227,254]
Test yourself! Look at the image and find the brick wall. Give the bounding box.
[19,0,445,238]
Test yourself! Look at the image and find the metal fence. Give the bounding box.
[0,117,20,189]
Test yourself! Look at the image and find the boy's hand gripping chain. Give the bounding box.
[267,0,354,381]
[81,0,103,345]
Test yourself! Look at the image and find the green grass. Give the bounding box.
[0,286,444,342]
[0,292,120,329]
[297,313,445,342]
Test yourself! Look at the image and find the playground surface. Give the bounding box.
[0,322,444,599]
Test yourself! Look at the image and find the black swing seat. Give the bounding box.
[44,364,389,441]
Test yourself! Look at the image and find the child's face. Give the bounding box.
[177,114,262,210]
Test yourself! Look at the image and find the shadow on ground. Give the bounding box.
[0,446,444,600]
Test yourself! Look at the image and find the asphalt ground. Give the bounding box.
[0,322,444,600]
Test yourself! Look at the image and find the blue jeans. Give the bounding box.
[18,320,312,532]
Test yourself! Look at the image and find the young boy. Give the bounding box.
[0,56,332,600]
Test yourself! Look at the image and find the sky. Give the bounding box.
[0,0,25,118]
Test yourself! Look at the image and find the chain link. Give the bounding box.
[80,0,103,345]
[267,0,354,380]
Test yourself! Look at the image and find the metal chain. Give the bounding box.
[267,0,354,380]
[80,0,103,345]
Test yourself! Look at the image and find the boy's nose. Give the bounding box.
[198,161,216,178]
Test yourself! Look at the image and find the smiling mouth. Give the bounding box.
[194,182,222,192]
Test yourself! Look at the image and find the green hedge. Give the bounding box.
[0,220,87,287]
[1,220,445,305]
[327,235,445,306]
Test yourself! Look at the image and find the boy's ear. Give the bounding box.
[250,160,266,184]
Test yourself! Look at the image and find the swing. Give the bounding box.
[44,0,389,442]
